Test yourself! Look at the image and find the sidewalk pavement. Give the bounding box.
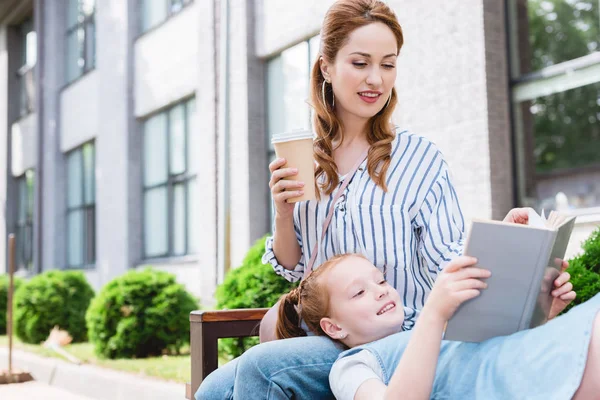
[0,381,94,400]
[0,347,185,400]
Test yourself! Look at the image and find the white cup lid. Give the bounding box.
[271,129,315,144]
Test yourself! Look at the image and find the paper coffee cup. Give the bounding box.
[272,130,316,203]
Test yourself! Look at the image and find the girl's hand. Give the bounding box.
[269,158,305,219]
[424,256,491,322]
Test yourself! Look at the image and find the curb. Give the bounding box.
[0,347,185,400]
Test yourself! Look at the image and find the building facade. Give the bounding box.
[0,0,598,305]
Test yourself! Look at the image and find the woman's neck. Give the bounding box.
[334,109,369,150]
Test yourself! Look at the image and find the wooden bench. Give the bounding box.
[185,308,269,399]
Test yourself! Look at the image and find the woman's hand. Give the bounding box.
[548,260,577,320]
[269,158,305,219]
[424,256,491,322]
[503,207,534,225]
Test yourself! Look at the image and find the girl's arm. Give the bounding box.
[354,257,490,400]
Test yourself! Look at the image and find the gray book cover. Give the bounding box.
[443,215,576,342]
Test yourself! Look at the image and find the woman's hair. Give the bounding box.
[276,253,367,340]
[310,0,404,197]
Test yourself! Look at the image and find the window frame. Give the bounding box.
[65,0,96,85]
[506,0,600,209]
[65,141,96,269]
[141,97,197,260]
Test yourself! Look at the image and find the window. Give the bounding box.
[508,0,600,210]
[15,170,34,272]
[66,0,96,83]
[140,0,194,34]
[143,98,197,258]
[17,18,36,117]
[266,36,320,219]
[66,142,95,268]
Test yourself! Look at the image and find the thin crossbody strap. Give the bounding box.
[304,148,369,279]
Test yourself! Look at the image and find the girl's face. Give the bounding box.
[320,256,404,347]
[320,22,398,124]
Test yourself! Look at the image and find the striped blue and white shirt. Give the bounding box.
[263,128,465,329]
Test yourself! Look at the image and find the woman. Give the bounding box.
[276,253,593,400]
[196,1,574,398]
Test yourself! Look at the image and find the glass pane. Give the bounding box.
[67,0,80,28]
[144,113,168,187]
[516,0,599,74]
[526,81,600,172]
[267,42,310,147]
[84,207,96,264]
[144,186,168,257]
[83,143,95,205]
[173,183,186,255]
[66,30,82,83]
[187,179,198,254]
[170,0,184,13]
[187,98,197,174]
[68,150,83,208]
[82,0,95,17]
[17,178,26,223]
[68,209,84,267]
[25,31,37,67]
[309,35,320,65]
[26,170,35,219]
[85,20,96,70]
[169,104,186,175]
[141,0,168,32]
[518,80,600,208]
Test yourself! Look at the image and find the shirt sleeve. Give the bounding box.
[414,158,465,280]
[329,350,385,400]
[261,205,306,282]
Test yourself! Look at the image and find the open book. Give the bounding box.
[443,209,576,342]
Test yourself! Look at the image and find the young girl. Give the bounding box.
[277,253,597,400]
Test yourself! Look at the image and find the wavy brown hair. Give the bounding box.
[276,254,367,339]
[311,0,404,196]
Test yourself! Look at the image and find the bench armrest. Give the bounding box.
[187,308,269,399]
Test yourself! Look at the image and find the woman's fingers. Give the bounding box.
[553,271,570,288]
[269,167,299,187]
[268,158,287,173]
[275,191,305,203]
[552,282,573,297]
[272,180,305,195]
[560,291,576,301]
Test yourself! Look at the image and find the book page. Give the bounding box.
[528,208,547,229]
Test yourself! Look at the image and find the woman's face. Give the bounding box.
[320,256,404,347]
[321,22,398,124]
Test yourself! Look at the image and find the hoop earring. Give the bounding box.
[321,80,335,108]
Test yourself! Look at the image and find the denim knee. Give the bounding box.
[195,357,238,400]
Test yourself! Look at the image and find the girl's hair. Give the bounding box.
[276,253,367,339]
[310,0,404,197]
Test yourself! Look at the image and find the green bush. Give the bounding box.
[216,235,299,359]
[86,268,198,359]
[565,227,600,312]
[0,275,22,334]
[14,270,94,344]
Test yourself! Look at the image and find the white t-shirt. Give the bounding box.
[329,350,385,400]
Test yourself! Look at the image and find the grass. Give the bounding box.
[0,335,190,383]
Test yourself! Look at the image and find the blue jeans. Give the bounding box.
[195,336,344,399]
